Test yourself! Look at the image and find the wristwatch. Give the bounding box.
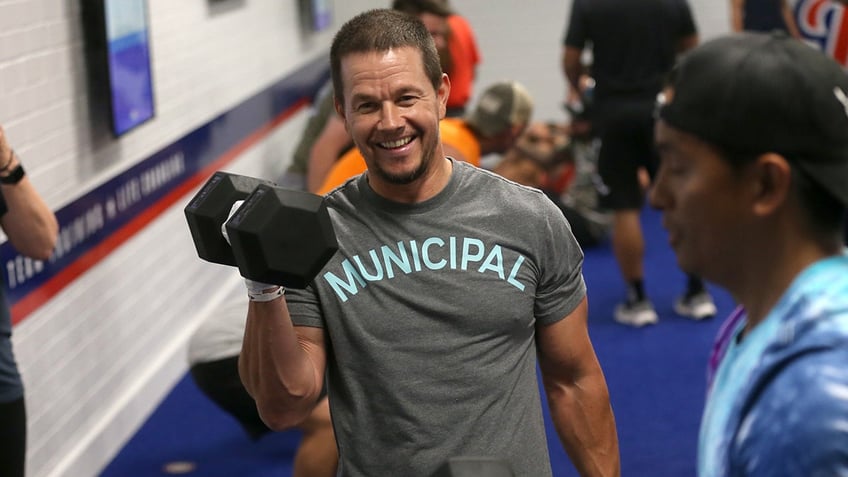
[0,163,25,185]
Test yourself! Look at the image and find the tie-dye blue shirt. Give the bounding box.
[699,251,848,477]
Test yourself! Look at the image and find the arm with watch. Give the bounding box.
[0,125,58,260]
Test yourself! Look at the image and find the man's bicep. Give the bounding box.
[294,325,328,387]
[536,297,597,380]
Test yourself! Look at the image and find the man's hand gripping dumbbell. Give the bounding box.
[184,171,338,300]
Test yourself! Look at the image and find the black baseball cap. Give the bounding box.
[659,31,848,206]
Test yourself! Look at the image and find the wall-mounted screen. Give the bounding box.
[309,0,332,31]
[103,0,155,136]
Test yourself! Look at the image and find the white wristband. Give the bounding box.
[248,286,285,302]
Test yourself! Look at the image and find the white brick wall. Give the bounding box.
[0,1,732,476]
[2,1,378,477]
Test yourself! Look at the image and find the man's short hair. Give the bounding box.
[330,9,443,106]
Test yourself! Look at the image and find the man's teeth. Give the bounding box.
[380,137,412,148]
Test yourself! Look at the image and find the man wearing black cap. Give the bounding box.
[651,31,848,476]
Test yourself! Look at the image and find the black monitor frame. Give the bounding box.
[82,0,156,138]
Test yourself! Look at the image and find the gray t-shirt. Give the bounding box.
[287,159,586,477]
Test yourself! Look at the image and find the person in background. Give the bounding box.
[493,121,611,249]
[304,95,355,194]
[316,80,534,195]
[392,0,481,118]
[563,0,715,327]
[730,0,802,38]
[278,81,354,193]
[494,121,563,188]
[237,9,619,476]
[442,2,482,117]
[651,31,848,476]
[557,75,614,249]
[0,125,59,477]
[187,284,338,477]
[391,0,452,72]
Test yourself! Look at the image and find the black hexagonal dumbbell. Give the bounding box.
[224,183,338,288]
[185,171,338,288]
[185,171,274,267]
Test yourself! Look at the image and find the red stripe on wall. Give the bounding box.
[11,98,309,325]
[833,9,848,65]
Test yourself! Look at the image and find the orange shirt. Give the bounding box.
[317,118,480,195]
[439,117,480,165]
[446,15,481,109]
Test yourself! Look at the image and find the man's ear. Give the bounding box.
[438,73,450,119]
[751,153,792,217]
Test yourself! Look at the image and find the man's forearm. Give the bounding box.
[730,0,744,31]
[546,372,620,477]
[562,47,585,94]
[1,178,59,259]
[239,297,324,430]
[781,2,802,39]
[0,131,59,259]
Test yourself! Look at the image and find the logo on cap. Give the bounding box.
[478,95,503,115]
[834,87,848,118]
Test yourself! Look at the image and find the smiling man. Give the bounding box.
[651,31,848,476]
[236,8,619,477]
[316,79,533,196]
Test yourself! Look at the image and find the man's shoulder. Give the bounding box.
[457,162,553,206]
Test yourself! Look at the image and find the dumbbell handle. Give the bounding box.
[221,199,284,301]
[185,171,275,268]
[219,200,243,247]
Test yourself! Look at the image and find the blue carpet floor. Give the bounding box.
[101,207,734,476]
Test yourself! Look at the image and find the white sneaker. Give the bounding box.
[614,299,659,327]
[674,291,717,320]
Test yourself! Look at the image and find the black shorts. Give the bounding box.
[593,99,658,210]
[0,396,26,477]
